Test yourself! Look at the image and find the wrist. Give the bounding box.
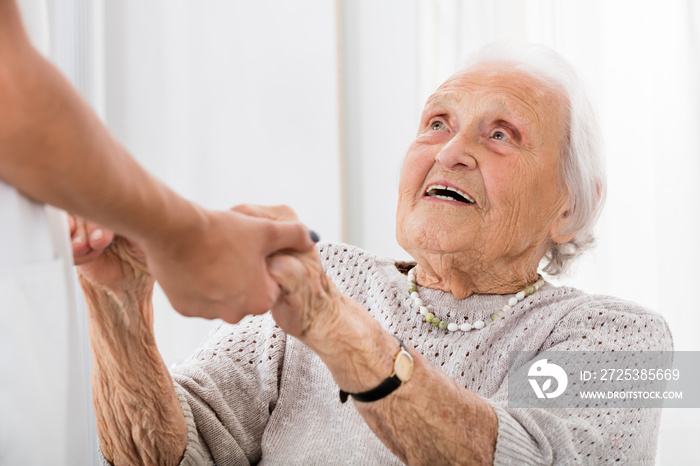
[134,198,207,256]
[304,296,398,394]
[79,273,157,341]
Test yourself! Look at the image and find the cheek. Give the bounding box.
[482,159,557,233]
[483,152,559,205]
[481,157,525,205]
[398,146,434,198]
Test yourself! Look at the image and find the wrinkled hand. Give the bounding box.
[266,249,341,339]
[139,205,316,323]
[243,207,393,400]
[69,214,150,291]
[69,214,115,265]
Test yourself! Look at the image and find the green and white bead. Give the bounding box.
[407,266,544,332]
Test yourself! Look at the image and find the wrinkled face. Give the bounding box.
[396,64,569,271]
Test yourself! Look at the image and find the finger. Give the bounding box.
[266,254,310,334]
[71,217,91,257]
[231,204,299,222]
[260,220,318,255]
[230,204,258,217]
[267,205,299,222]
[253,274,282,314]
[267,253,297,292]
[213,275,278,321]
[85,221,114,252]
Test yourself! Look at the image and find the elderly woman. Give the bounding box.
[77,44,671,465]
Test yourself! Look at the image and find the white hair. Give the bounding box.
[462,42,607,276]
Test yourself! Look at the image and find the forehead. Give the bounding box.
[426,64,565,131]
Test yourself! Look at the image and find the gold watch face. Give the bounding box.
[394,350,414,382]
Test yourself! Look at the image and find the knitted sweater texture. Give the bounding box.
[169,243,672,465]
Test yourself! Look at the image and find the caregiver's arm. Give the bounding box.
[0,0,314,322]
[77,237,187,466]
[269,252,498,466]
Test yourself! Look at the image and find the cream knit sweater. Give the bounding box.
[168,243,672,465]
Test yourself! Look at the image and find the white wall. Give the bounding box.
[340,0,419,261]
[101,0,343,365]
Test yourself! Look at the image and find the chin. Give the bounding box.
[400,227,466,256]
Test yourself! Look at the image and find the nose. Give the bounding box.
[435,135,477,170]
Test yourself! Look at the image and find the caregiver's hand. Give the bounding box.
[232,204,336,337]
[71,207,318,323]
[140,206,317,323]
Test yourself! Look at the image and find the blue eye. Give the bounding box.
[430,120,447,131]
[491,130,509,141]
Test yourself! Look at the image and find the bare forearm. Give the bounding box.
[0,2,200,246]
[81,278,187,466]
[305,300,498,465]
[355,350,497,465]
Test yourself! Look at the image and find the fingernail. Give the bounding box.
[72,235,83,244]
[308,229,320,243]
[90,229,104,242]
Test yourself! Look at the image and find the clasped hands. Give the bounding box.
[70,204,343,341]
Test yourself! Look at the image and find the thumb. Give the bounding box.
[261,220,319,255]
[267,253,296,292]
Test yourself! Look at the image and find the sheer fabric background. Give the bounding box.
[44,0,699,463]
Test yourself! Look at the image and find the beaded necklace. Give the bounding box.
[407,266,544,332]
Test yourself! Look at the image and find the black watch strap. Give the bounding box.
[339,337,411,403]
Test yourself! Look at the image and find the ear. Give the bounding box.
[550,199,577,244]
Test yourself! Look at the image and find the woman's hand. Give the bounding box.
[231,204,340,338]
[69,214,150,291]
[233,205,391,393]
[139,205,316,323]
[267,248,341,338]
[69,214,115,265]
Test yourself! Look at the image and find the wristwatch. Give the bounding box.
[339,336,414,403]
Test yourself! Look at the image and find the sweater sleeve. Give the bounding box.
[489,296,673,465]
[169,313,287,466]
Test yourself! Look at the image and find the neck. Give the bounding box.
[412,255,540,299]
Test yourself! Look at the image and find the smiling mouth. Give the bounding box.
[425,184,476,204]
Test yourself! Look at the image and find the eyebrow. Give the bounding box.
[481,97,533,131]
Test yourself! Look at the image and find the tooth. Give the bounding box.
[426,184,476,204]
